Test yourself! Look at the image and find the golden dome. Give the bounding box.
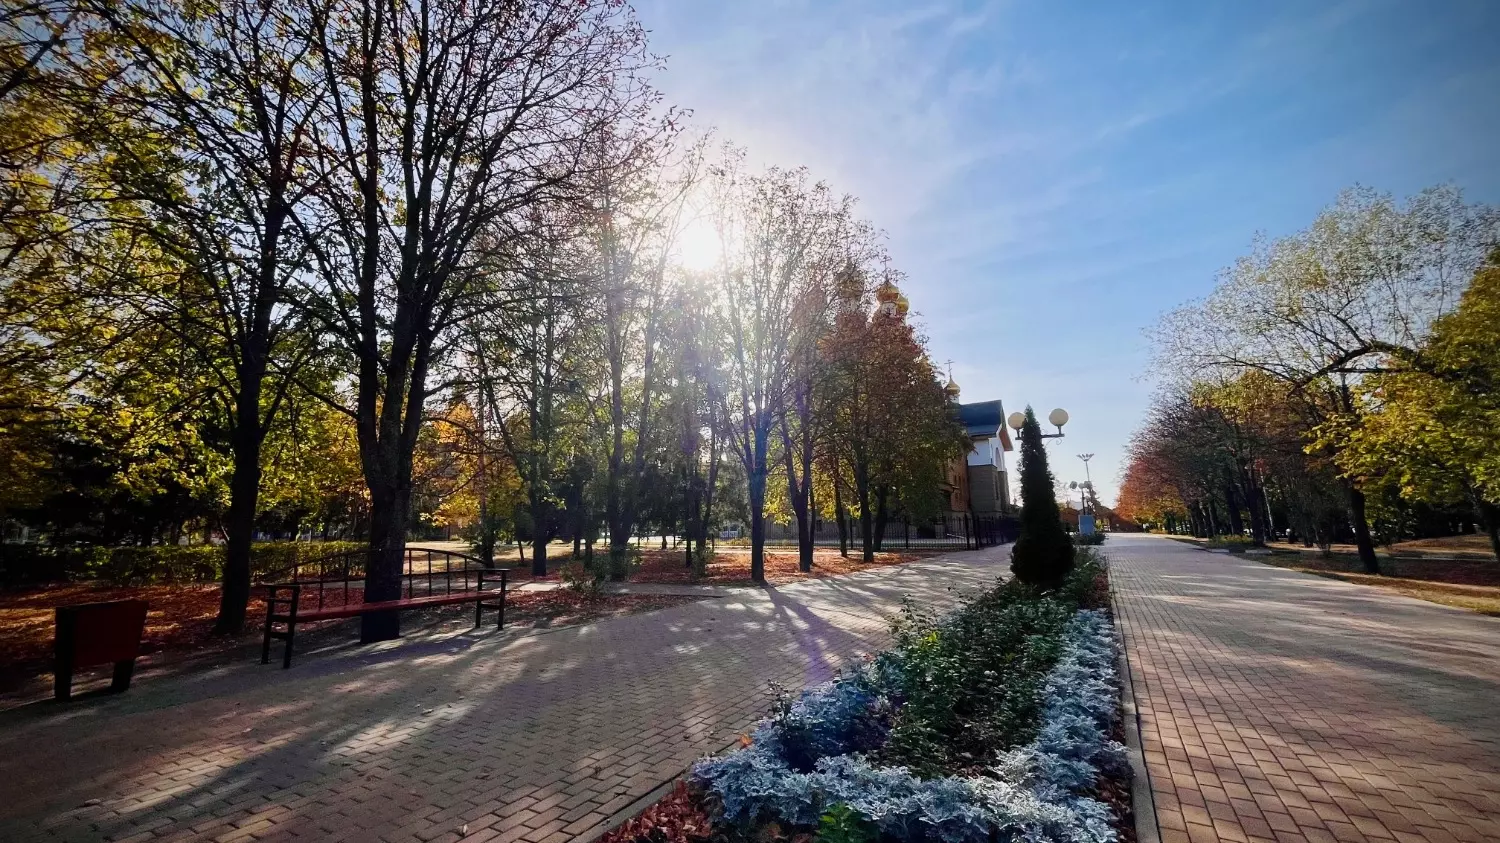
[874,279,900,303]
[944,377,960,397]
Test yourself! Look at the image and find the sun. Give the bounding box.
[675,215,722,272]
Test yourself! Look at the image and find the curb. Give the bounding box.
[573,738,741,843]
[1113,586,1161,843]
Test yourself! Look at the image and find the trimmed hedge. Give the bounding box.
[690,559,1127,842]
[0,541,366,587]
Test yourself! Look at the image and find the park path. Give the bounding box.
[0,547,1011,843]
[1111,534,1500,843]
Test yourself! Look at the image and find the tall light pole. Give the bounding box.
[1076,453,1094,513]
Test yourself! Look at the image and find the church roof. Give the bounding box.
[957,400,1014,452]
[959,400,1005,438]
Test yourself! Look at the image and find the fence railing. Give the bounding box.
[752,513,1020,551]
[257,547,497,611]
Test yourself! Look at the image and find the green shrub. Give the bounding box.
[689,547,713,581]
[0,545,110,586]
[250,541,366,580]
[1010,407,1075,589]
[561,558,608,596]
[606,544,641,581]
[1073,531,1107,546]
[0,540,366,587]
[815,803,876,843]
[1207,534,1253,550]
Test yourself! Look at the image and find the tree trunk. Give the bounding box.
[361,486,408,643]
[683,477,695,569]
[833,475,849,558]
[854,457,873,563]
[1475,500,1500,563]
[531,534,547,578]
[782,437,813,574]
[1223,470,1244,537]
[1238,463,1268,545]
[873,486,889,552]
[749,475,766,583]
[214,421,262,635]
[701,430,720,554]
[1345,484,1380,574]
[748,421,770,583]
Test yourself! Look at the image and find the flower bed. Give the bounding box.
[601,552,1130,843]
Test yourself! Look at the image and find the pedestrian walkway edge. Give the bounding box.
[1113,583,1161,843]
[575,738,742,843]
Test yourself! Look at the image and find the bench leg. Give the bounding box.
[111,658,136,692]
[474,594,483,628]
[54,657,74,702]
[261,601,275,665]
[282,620,295,669]
[54,615,75,701]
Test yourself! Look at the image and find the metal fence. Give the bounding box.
[754,513,1019,552]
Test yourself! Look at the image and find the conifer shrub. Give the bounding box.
[1011,407,1075,589]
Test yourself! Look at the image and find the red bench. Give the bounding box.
[261,565,508,668]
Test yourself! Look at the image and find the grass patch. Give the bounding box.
[1280,567,1500,616]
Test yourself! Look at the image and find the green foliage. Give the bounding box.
[1010,407,1075,589]
[872,553,1110,780]
[607,543,642,581]
[1320,249,1500,558]
[689,546,713,581]
[1073,531,1107,546]
[691,553,1116,841]
[1207,534,1253,549]
[560,558,608,597]
[814,803,875,843]
[0,540,365,587]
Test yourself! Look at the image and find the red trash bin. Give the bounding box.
[54,599,149,701]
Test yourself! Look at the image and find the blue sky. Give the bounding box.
[636,0,1500,504]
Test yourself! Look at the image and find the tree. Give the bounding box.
[709,159,839,582]
[1011,406,1073,589]
[1154,185,1500,573]
[1327,249,1500,559]
[816,268,963,561]
[463,212,592,577]
[86,0,329,631]
[583,133,699,577]
[296,0,656,641]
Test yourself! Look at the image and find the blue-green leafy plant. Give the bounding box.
[691,575,1128,842]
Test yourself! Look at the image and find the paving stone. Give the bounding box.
[0,547,1012,841]
[1113,536,1500,843]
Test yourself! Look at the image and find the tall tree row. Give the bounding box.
[1124,185,1500,565]
[0,0,967,633]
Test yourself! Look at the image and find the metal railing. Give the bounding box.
[752,513,1020,551]
[258,546,500,611]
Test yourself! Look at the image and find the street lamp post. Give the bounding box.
[1007,408,1069,440]
[1007,408,1072,514]
[1076,453,1094,513]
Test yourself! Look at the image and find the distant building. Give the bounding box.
[942,381,1014,519]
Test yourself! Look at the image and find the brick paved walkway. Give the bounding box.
[1111,535,1500,843]
[0,548,1010,843]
